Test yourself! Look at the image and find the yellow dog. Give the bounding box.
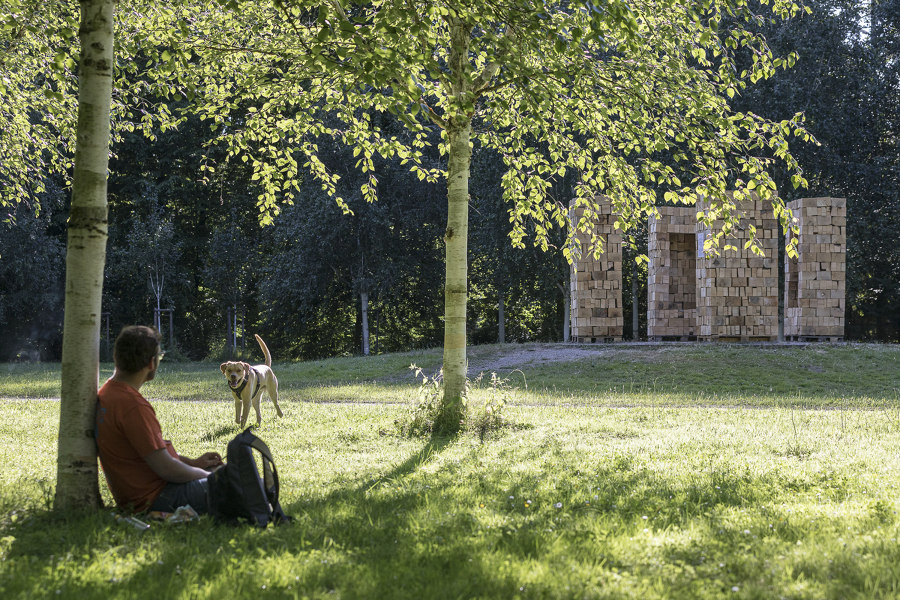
[219,334,284,427]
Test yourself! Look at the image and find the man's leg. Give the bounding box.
[149,478,209,514]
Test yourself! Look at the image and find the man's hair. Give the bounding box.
[113,326,161,374]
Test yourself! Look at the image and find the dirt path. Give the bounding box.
[464,343,612,375]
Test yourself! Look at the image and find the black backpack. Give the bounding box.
[207,428,291,527]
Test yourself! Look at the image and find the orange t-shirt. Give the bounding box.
[96,379,179,511]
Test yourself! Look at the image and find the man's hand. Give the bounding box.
[193,452,224,469]
[145,449,211,482]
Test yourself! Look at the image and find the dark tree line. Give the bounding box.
[733,0,900,341]
[1,0,897,361]
[0,105,574,361]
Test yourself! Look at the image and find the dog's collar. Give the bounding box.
[230,368,262,397]
[231,372,250,395]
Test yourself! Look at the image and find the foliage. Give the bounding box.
[0,0,191,212]
[128,0,814,255]
[105,184,182,332]
[0,182,67,360]
[124,0,818,433]
[0,0,79,212]
[468,146,572,343]
[257,125,447,358]
[104,111,269,359]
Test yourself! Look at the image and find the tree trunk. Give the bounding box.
[54,0,114,512]
[632,263,639,340]
[154,290,161,333]
[361,291,370,356]
[498,292,505,344]
[559,281,571,342]
[438,119,471,433]
[150,271,163,332]
[436,18,473,435]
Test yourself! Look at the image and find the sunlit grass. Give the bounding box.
[1,343,900,598]
[3,343,898,407]
[4,399,900,598]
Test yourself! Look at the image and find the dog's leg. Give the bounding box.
[233,396,242,425]
[268,372,283,417]
[252,393,262,426]
[240,396,251,428]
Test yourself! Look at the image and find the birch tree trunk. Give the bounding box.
[559,281,571,342]
[54,0,113,511]
[498,293,505,344]
[632,266,639,340]
[360,291,370,356]
[439,120,471,432]
[437,18,473,434]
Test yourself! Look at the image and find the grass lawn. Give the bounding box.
[1,343,899,599]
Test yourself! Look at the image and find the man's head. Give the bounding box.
[113,326,162,380]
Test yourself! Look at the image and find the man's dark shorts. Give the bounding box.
[149,478,209,513]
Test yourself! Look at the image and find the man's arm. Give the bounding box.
[180,452,223,470]
[144,448,210,482]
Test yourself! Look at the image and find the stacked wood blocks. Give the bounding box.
[784,197,846,341]
[569,200,623,341]
[695,196,779,341]
[571,194,846,344]
[648,207,697,340]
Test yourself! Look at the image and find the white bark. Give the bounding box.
[632,266,639,340]
[361,291,370,356]
[498,293,505,344]
[55,0,114,511]
[440,120,471,430]
[437,17,474,434]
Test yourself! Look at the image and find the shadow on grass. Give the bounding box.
[199,424,239,443]
[2,431,893,599]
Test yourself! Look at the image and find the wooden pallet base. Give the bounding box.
[699,336,779,343]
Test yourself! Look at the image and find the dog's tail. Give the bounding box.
[254,334,272,367]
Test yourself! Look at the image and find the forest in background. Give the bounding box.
[1,0,897,361]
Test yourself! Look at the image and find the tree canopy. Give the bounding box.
[1,0,826,434]
[138,0,811,430]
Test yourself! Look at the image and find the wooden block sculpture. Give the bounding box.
[695,195,780,342]
[648,207,698,340]
[784,197,846,341]
[569,199,623,341]
[572,194,846,344]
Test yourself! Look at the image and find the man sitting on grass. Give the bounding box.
[96,325,223,514]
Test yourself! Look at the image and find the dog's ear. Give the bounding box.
[220,363,228,374]
[241,362,251,374]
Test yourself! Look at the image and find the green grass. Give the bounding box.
[2,343,900,599]
[0,347,444,401]
[3,342,897,406]
[516,343,900,405]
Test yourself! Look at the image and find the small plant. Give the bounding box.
[397,364,445,436]
[466,369,524,440]
[399,364,522,438]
